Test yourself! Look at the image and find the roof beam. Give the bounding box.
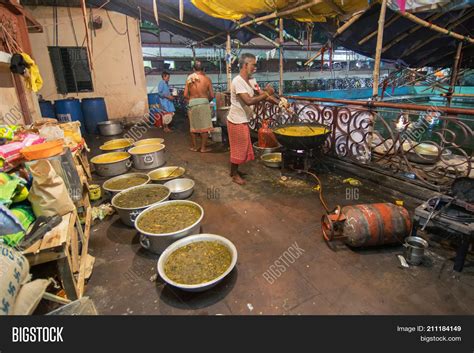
[241,25,280,47]
[418,43,472,67]
[304,9,366,66]
[396,10,474,44]
[381,13,443,53]
[248,15,305,45]
[235,0,325,30]
[358,14,400,45]
[400,10,474,58]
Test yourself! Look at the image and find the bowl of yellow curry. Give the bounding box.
[272,123,331,150]
[91,152,132,177]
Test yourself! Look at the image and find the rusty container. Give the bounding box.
[322,203,412,247]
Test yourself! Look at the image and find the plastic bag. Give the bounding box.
[39,125,64,142]
[28,160,75,217]
[0,204,35,247]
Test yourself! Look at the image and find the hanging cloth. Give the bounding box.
[19,53,43,92]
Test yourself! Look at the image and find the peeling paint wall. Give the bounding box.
[27,6,148,120]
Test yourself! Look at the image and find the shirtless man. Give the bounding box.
[183,61,215,152]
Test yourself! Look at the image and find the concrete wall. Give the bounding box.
[28,6,147,120]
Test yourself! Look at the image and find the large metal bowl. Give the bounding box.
[252,142,281,157]
[148,166,185,183]
[135,200,204,254]
[164,178,195,199]
[111,184,170,227]
[272,123,331,150]
[261,152,282,168]
[157,234,238,292]
[103,173,151,195]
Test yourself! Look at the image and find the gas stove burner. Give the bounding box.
[281,148,317,173]
[414,194,474,272]
[426,195,474,222]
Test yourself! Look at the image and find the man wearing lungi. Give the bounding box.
[183,60,215,152]
[227,53,275,185]
[157,71,175,132]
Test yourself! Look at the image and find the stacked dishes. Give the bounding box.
[112,184,170,226]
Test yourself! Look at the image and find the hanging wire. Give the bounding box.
[106,9,128,36]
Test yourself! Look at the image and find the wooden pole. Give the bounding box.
[80,0,93,71]
[397,10,474,44]
[304,46,325,66]
[236,0,324,30]
[447,42,463,107]
[304,10,365,66]
[226,32,232,92]
[372,0,387,97]
[400,11,474,58]
[382,13,443,53]
[358,14,400,45]
[250,16,304,45]
[243,25,280,47]
[279,18,284,95]
[196,0,324,46]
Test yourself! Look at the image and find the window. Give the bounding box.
[48,47,93,94]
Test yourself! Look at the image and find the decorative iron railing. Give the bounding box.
[252,96,474,190]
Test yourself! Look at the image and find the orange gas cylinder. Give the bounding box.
[258,119,279,148]
[322,203,412,247]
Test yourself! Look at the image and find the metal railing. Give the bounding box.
[253,96,474,190]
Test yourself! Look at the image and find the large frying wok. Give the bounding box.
[272,122,331,150]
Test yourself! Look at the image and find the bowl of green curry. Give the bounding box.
[157,234,238,292]
[134,200,204,254]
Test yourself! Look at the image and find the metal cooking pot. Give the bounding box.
[135,200,204,254]
[129,144,166,170]
[98,121,123,136]
[134,138,165,147]
[91,152,132,177]
[157,234,238,292]
[102,172,150,195]
[111,184,170,227]
[272,122,331,150]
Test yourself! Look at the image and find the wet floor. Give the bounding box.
[84,117,474,315]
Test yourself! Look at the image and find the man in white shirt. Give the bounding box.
[227,53,275,185]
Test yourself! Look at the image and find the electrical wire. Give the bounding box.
[126,16,137,85]
[106,9,127,36]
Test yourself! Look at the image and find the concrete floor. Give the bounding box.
[85,116,474,315]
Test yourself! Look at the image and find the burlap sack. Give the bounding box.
[0,243,30,315]
[28,159,75,217]
[12,279,50,315]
